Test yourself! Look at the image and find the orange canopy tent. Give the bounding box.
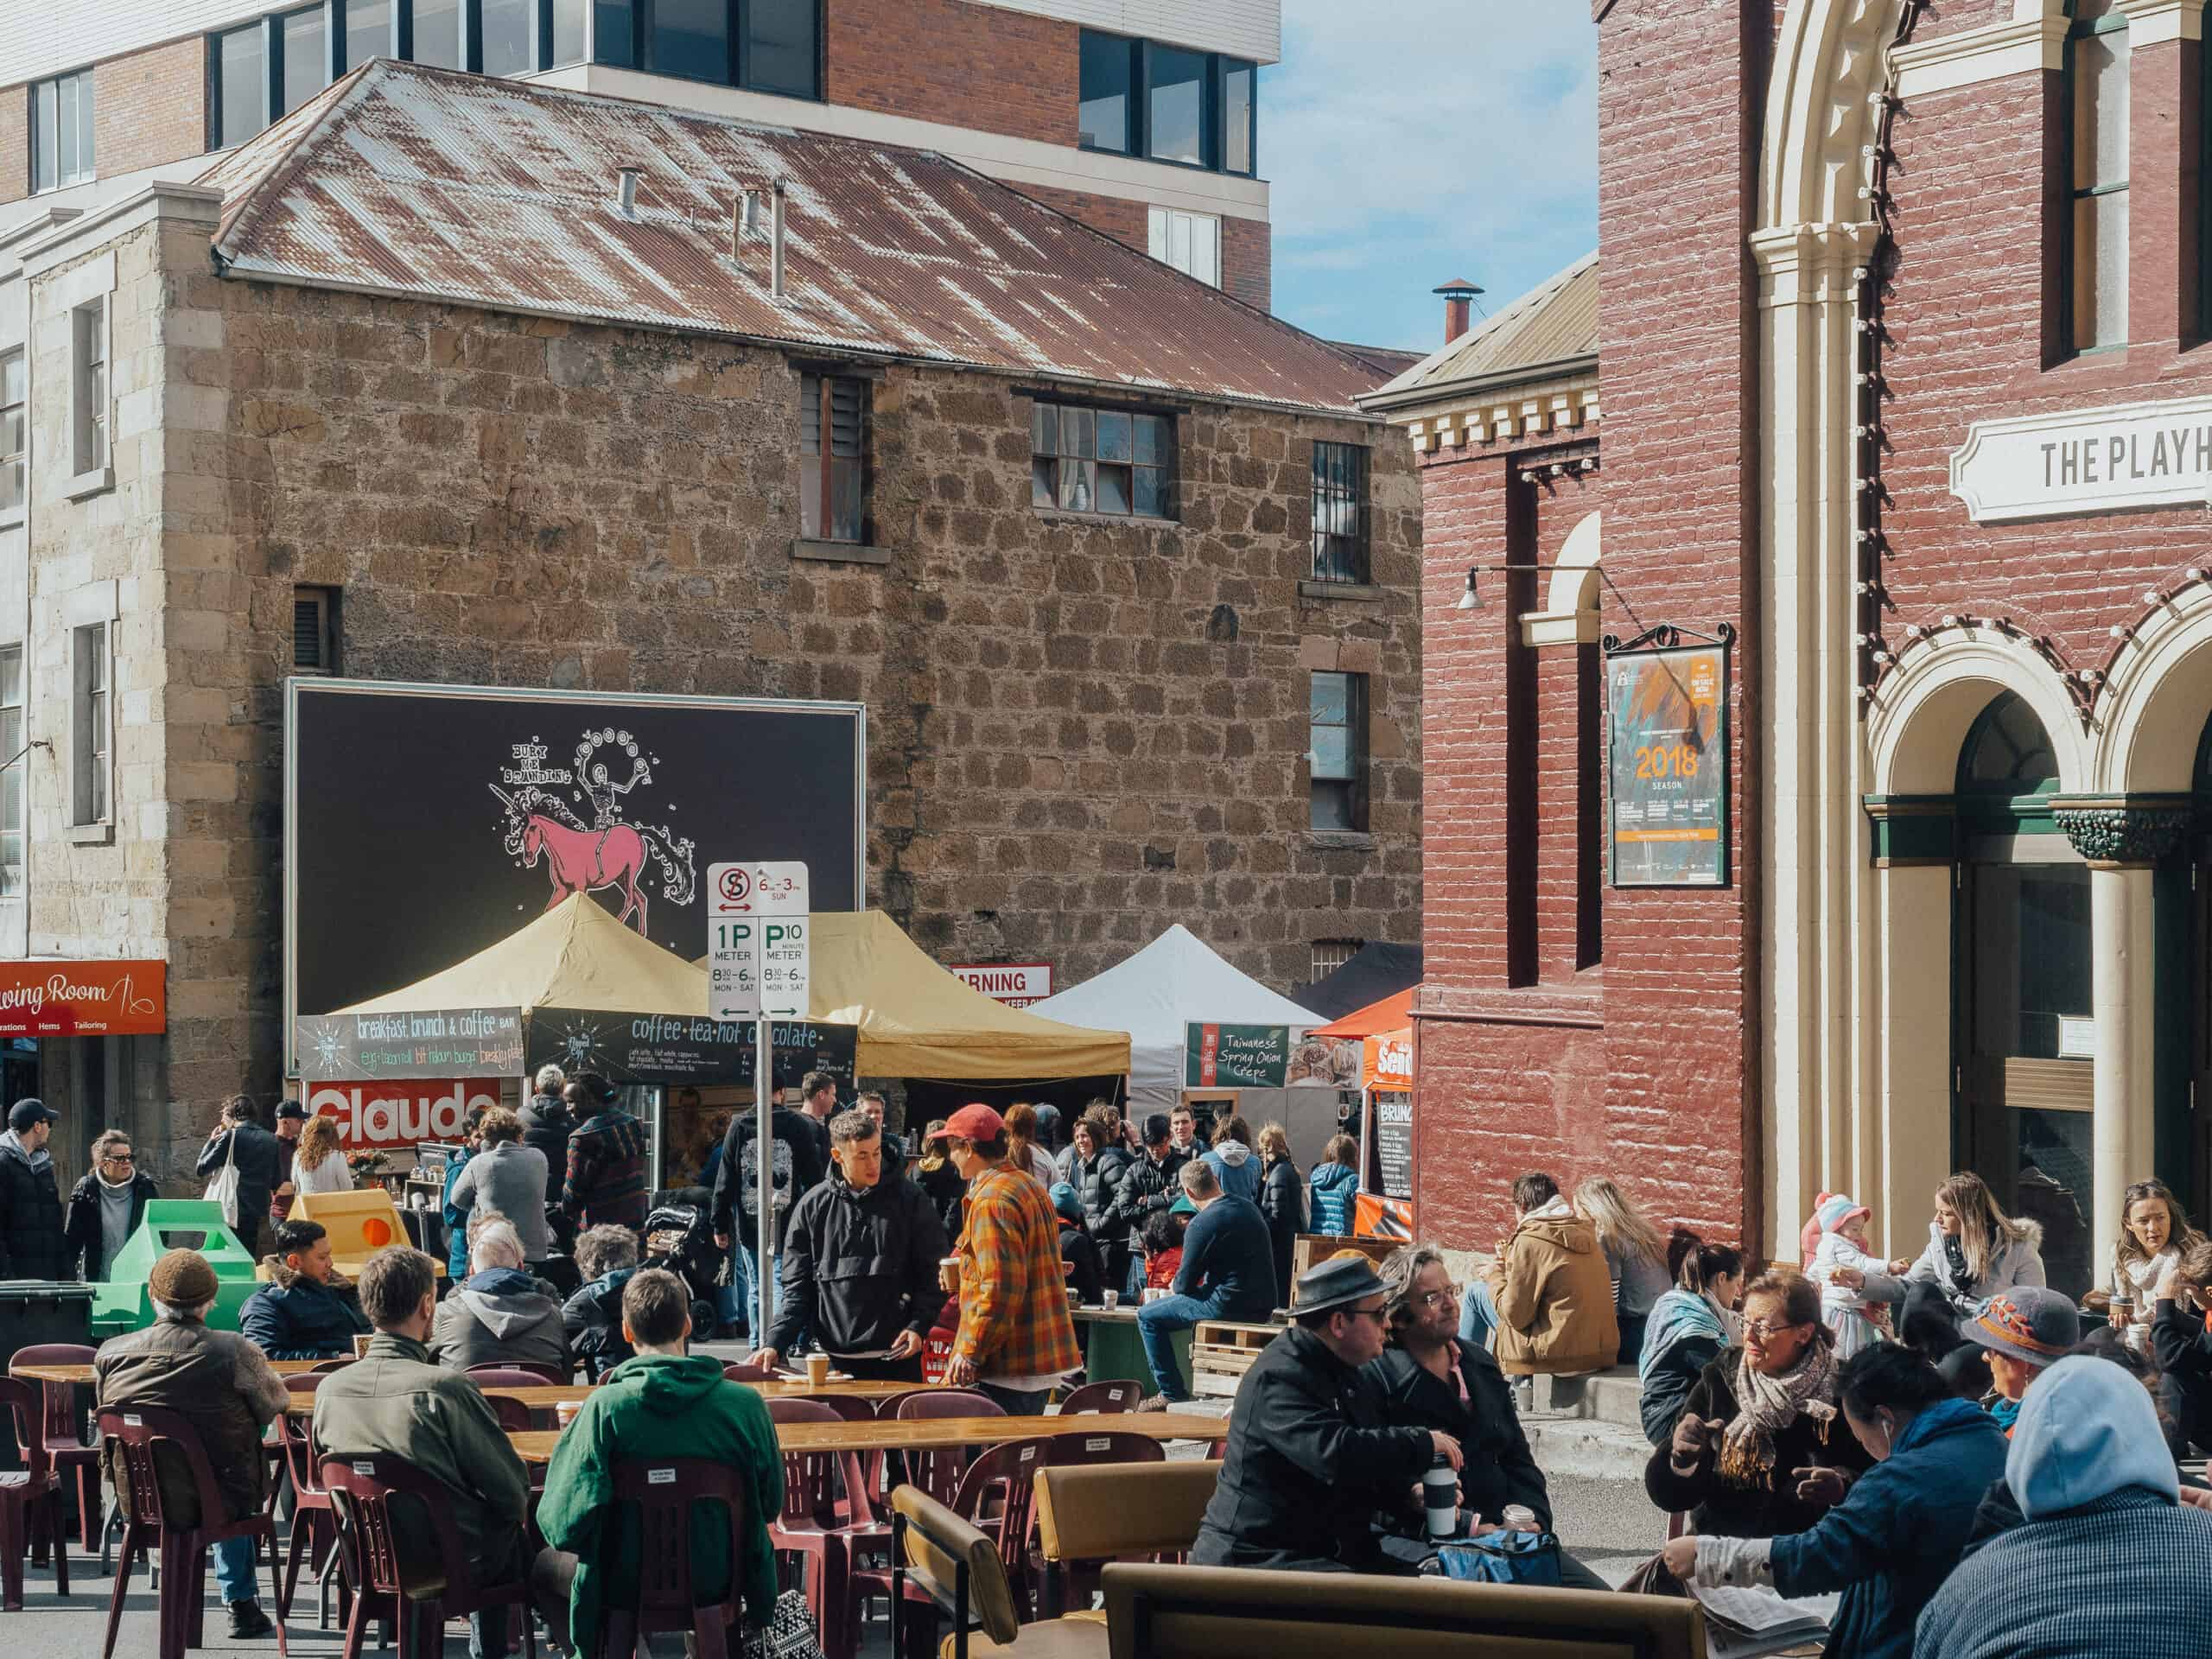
[1310,987,1414,1041]
[1313,988,1415,1237]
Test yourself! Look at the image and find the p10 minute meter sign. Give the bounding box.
[709,861,810,1020]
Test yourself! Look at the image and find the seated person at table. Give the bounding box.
[754,1107,947,1383]
[431,1215,573,1376]
[238,1217,371,1361]
[562,1224,641,1382]
[315,1246,532,1659]
[533,1268,785,1656]
[1139,1207,1184,1290]
[97,1248,286,1639]
[1138,1159,1278,1406]
[1051,1182,1108,1305]
[1367,1243,1611,1589]
[1192,1255,1458,1574]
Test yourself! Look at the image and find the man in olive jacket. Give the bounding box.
[532,1268,784,1655]
[315,1247,531,1659]
[1192,1255,1457,1574]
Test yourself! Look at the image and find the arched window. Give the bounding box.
[1958,692,2059,794]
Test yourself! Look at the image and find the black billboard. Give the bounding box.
[285,680,864,1074]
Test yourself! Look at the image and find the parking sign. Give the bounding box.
[708,861,810,1020]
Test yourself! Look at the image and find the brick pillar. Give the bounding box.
[2120,2,2204,346]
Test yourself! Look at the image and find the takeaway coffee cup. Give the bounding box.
[806,1353,831,1388]
[1423,1459,1459,1541]
[1502,1504,1539,1534]
[555,1401,581,1430]
[938,1255,961,1294]
[1101,1289,1119,1310]
[1141,1287,1166,1306]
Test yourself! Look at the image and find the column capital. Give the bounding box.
[2050,793,2195,866]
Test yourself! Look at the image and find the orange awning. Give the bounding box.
[1311,987,1414,1039]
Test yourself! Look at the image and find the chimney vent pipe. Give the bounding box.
[771,177,789,302]
[1433,277,1483,345]
[616,167,640,219]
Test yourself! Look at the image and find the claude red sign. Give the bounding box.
[302,1078,502,1151]
[0,959,166,1036]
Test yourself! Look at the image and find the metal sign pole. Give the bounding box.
[754,1013,774,1352]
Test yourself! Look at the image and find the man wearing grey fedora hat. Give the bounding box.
[1192,1253,1463,1573]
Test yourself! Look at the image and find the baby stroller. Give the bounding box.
[642,1187,723,1336]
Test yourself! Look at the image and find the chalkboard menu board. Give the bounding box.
[1372,1091,1414,1202]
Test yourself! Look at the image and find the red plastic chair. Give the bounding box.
[10,1343,100,1548]
[465,1361,567,1385]
[722,1357,779,1382]
[891,1390,1003,1509]
[1055,1379,1141,1415]
[596,1458,750,1659]
[765,1397,884,1659]
[0,1376,69,1611]
[320,1453,536,1659]
[310,1357,359,1374]
[277,1376,345,1626]
[99,1404,284,1659]
[950,1437,1050,1620]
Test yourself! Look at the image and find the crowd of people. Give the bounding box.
[16,1073,2212,1656]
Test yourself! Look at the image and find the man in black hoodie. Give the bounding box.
[1103,1113,1189,1296]
[0,1098,67,1281]
[753,1109,946,1382]
[518,1064,578,1210]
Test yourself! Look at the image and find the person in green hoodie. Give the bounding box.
[531,1267,784,1656]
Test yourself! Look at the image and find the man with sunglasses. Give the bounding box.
[66,1129,160,1281]
[1192,1254,1460,1574]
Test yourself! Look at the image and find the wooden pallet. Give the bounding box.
[1190,1320,1282,1398]
[1292,1232,1399,1281]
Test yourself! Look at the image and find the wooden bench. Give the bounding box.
[1189,1322,1281,1399]
[1101,1562,1709,1659]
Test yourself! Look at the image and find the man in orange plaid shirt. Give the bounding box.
[927,1104,1083,1413]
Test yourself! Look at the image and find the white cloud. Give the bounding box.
[1266,0,1597,349]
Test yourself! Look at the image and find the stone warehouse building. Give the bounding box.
[1376,0,2212,1296]
[0,60,1419,1184]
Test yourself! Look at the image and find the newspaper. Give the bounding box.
[1688,1584,1837,1659]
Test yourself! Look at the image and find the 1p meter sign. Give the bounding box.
[708,861,810,1020]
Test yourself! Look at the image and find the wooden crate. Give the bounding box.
[1191,1320,1282,1399]
[1292,1233,1399,1282]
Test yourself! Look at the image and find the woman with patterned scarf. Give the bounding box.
[1644,1271,1875,1537]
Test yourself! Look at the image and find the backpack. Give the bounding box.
[737,1133,796,1221]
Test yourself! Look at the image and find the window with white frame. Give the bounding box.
[72,622,109,826]
[1031,401,1175,518]
[72,301,106,479]
[0,351,23,515]
[29,69,95,194]
[0,646,22,895]
[1147,207,1221,288]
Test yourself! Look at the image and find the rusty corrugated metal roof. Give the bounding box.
[1363,252,1599,407]
[197,60,1383,417]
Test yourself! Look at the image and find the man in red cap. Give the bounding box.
[927,1103,1082,1413]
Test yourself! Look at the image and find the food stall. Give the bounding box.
[1310,989,1416,1240]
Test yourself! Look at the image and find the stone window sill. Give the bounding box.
[1298,579,1382,602]
[66,821,113,846]
[791,538,892,566]
[1029,507,1180,531]
[1306,830,1376,852]
[64,465,113,502]
[0,507,22,532]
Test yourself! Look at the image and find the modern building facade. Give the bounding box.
[1377,0,2212,1296]
[0,59,1418,1192]
[0,0,1278,307]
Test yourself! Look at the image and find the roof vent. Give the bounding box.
[1433,277,1484,346]
[616,167,641,219]
[771,177,789,302]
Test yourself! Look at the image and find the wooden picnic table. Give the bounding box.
[280,1376,929,1415]
[504,1411,1225,1465]
[13,1359,329,1385]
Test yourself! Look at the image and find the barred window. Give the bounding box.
[1031,402,1174,519]
[1311,938,1363,981]
[800,373,867,543]
[1312,441,1369,582]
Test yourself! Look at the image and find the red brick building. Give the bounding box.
[1374,0,2212,1294]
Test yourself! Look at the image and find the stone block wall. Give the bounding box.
[18,219,1421,1142]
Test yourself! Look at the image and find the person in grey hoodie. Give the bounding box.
[445,1106,551,1266]
[66,1129,160,1281]
[1202,1115,1262,1204]
[431,1217,572,1376]
[1914,1355,2212,1659]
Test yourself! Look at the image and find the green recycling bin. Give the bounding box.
[90,1199,259,1339]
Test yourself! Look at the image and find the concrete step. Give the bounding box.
[1516,1364,1643,1424]
[1522,1418,1654,1484]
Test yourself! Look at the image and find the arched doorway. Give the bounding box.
[1954,693,2094,1295]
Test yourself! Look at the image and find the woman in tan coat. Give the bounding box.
[1480,1172,1622,1375]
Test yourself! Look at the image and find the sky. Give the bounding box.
[1266,2,1598,353]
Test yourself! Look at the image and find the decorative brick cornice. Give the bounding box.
[1890,10,2069,99]
[2050,794,2195,866]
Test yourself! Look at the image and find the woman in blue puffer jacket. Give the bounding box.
[1307,1135,1361,1236]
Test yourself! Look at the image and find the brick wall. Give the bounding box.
[827,0,1078,145]
[93,37,206,181]
[1,81,28,208]
[32,236,1421,1138]
[1012,182,1273,314]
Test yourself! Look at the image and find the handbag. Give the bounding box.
[1435,1528,1563,1587]
[202,1128,241,1230]
[738,1588,825,1659]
